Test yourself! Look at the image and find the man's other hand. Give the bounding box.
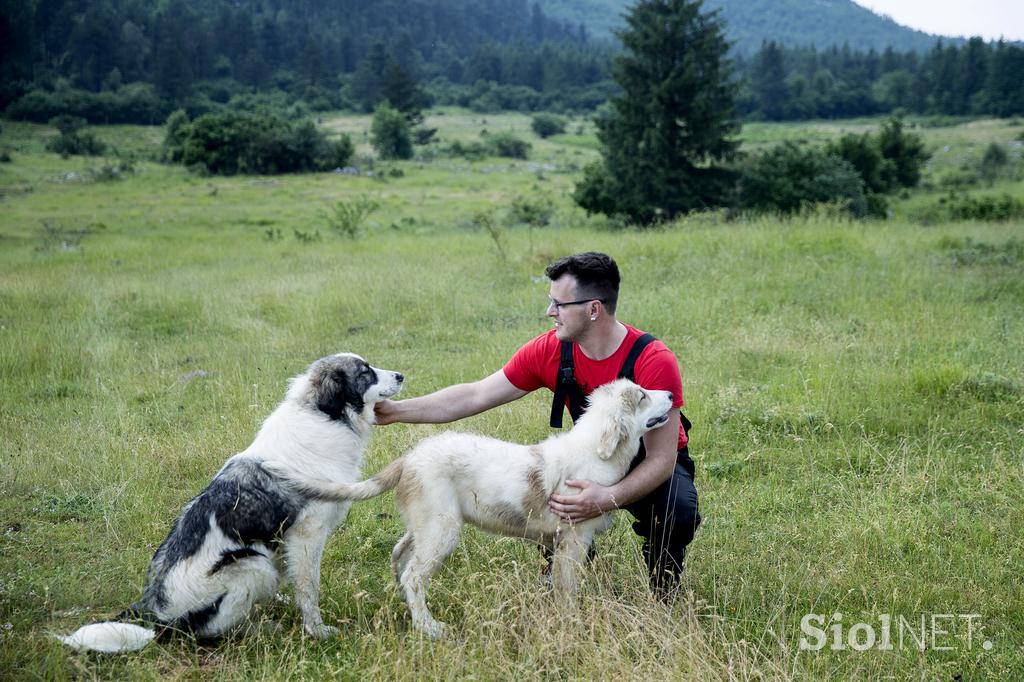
[548,480,617,523]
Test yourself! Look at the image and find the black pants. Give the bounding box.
[623,447,701,588]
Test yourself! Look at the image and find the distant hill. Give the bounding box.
[548,0,960,53]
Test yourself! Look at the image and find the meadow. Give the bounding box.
[1,110,1022,680]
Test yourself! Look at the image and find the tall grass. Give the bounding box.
[1,113,1022,680]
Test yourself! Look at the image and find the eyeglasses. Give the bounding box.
[548,296,604,311]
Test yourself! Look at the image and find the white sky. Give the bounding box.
[852,0,1024,41]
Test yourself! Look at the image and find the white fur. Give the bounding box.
[58,623,155,653]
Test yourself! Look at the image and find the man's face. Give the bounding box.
[547,274,594,342]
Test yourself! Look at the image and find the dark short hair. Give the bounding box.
[545,252,620,313]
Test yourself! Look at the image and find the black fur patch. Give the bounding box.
[209,546,267,575]
[142,459,304,610]
[179,593,226,635]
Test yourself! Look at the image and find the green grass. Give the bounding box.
[1,111,1022,680]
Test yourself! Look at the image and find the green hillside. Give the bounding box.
[550,0,954,53]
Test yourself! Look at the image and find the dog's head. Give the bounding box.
[582,379,674,460]
[297,353,403,424]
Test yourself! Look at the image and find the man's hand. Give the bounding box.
[373,399,400,426]
[548,480,618,523]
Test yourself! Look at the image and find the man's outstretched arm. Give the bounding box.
[374,369,528,425]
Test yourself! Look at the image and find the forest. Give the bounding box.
[1,0,1023,123]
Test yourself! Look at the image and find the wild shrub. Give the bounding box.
[978,142,1010,184]
[507,193,554,227]
[531,113,567,138]
[172,110,352,175]
[412,126,438,146]
[876,115,930,188]
[573,161,620,219]
[87,159,135,182]
[8,83,167,124]
[161,109,190,163]
[445,140,488,160]
[737,142,875,217]
[484,131,530,159]
[370,103,413,160]
[929,192,1024,223]
[46,115,106,157]
[324,195,380,238]
[825,116,929,201]
[471,210,507,261]
[826,132,895,194]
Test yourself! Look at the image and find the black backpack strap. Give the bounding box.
[618,332,693,436]
[550,341,586,428]
[617,333,657,381]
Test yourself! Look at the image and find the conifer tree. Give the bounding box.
[573,0,739,224]
[752,40,789,120]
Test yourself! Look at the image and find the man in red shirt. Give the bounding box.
[374,252,700,589]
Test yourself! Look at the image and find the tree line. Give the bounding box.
[2,0,1022,125]
[0,0,613,120]
[739,38,1024,120]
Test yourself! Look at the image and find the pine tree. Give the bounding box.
[752,40,789,120]
[573,0,739,224]
[351,42,390,112]
[380,61,426,124]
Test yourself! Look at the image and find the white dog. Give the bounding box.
[58,353,403,653]
[278,378,672,638]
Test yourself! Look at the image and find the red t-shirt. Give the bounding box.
[503,324,687,449]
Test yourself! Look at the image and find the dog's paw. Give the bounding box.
[305,623,340,639]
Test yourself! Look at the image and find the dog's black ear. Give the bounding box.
[315,367,363,422]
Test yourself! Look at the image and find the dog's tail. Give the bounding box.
[284,456,406,502]
[56,618,156,654]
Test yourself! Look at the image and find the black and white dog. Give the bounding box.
[58,353,403,653]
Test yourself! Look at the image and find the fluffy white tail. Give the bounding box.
[278,456,405,502]
[57,621,156,653]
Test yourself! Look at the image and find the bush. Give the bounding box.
[324,194,380,238]
[412,126,438,146]
[928,192,1024,222]
[370,103,413,160]
[573,161,621,218]
[507,193,554,227]
[173,110,352,175]
[738,142,874,216]
[445,140,488,160]
[50,115,86,136]
[484,131,530,159]
[46,115,107,157]
[88,160,135,182]
[826,132,895,194]
[531,113,567,138]
[318,134,356,170]
[161,109,190,163]
[467,82,542,113]
[8,83,168,124]
[877,115,930,188]
[979,142,1009,183]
